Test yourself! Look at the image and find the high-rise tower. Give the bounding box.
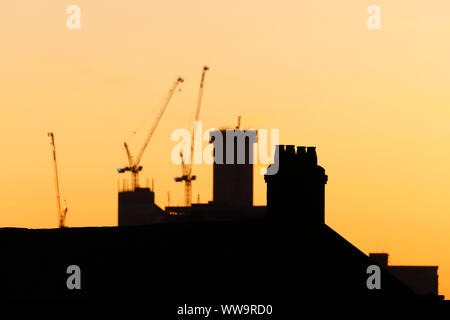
[210,129,257,207]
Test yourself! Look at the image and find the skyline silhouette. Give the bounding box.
[1,0,449,300]
[1,143,444,301]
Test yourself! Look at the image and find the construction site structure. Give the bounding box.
[174,66,209,206]
[118,76,184,190]
[48,132,68,228]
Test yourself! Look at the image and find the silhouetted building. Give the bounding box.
[166,129,265,221]
[370,253,389,267]
[118,187,165,226]
[369,253,442,298]
[0,144,443,301]
[261,145,419,298]
[210,129,257,206]
[165,203,267,222]
[265,145,327,225]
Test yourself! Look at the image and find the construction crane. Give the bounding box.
[118,76,184,190]
[48,132,68,228]
[174,66,209,206]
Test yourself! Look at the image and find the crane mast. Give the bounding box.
[118,76,184,190]
[175,66,209,206]
[48,132,68,228]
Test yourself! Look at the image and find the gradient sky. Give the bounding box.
[0,1,449,297]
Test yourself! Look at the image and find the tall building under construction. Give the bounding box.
[118,128,265,225]
[210,129,257,207]
[164,128,266,219]
[0,143,443,300]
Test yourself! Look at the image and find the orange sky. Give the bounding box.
[0,1,449,298]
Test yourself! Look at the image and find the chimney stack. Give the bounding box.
[264,145,328,226]
[369,253,389,268]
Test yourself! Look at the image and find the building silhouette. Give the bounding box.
[211,129,256,206]
[265,145,327,225]
[0,143,444,300]
[369,253,441,298]
[118,129,265,226]
[164,129,265,221]
[118,187,165,225]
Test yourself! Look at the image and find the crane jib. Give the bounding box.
[119,76,184,190]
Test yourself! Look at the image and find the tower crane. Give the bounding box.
[48,132,68,228]
[118,76,184,190]
[174,66,209,206]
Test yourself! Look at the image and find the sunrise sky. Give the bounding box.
[0,1,449,297]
